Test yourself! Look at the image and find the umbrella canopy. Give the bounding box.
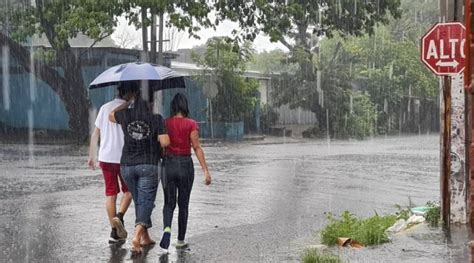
[89,62,186,90]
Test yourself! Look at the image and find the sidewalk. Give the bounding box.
[338,223,471,262]
[200,134,266,144]
[201,134,309,145]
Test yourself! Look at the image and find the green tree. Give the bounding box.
[217,0,401,80]
[265,0,439,137]
[0,0,220,140]
[389,0,438,44]
[216,0,401,132]
[121,0,213,39]
[346,91,377,139]
[247,49,296,74]
[193,37,259,123]
[345,24,438,133]
[0,0,121,140]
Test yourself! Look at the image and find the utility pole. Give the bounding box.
[150,9,157,63]
[148,10,167,66]
[439,0,467,229]
[141,7,148,61]
[465,0,474,228]
[150,8,156,63]
[158,12,164,66]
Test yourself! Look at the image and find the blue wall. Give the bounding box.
[0,72,69,130]
[0,50,251,140]
[0,53,138,130]
[161,78,207,121]
[0,58,210,131]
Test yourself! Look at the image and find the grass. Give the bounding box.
[394,204,410,220]
[425,201,441,227]
[302,249,341,263]
[320,211,397,246]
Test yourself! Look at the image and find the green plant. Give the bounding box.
[193,37,259,123]
[394,204,411,220]
[302,249,341,263]
[425,201,441,227]
[320,211,397,247]
[354,214,396,245]
[345,91,378,139]
[321,211,358,246]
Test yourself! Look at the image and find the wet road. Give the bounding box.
[0,135,470,262]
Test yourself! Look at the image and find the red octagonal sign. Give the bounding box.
[421,22,466,76]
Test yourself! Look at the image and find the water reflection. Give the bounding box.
[130,245,153,263]
[108,243,127,263]
[0,136,470,261]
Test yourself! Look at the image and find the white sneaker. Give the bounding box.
[175,240,188,249]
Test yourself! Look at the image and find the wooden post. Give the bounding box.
[442,76,452,230]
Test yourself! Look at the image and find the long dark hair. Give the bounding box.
[170,92,189,117]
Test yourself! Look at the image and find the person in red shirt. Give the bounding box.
[159,92,212,251]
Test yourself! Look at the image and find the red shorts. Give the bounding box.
[99,162,129,196]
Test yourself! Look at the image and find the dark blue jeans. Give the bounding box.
[121,164,160,229]
[162,156,194,241]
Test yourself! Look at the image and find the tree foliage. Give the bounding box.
[193,37,259,123]
[120,0,214,39]
[217,0,401,80]
[247,49,297,74]
[0,0,124,140]
[269,0,438,138]
[0,0,223,140]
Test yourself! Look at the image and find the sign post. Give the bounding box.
[421,22,466,76]
[421,22,467,226]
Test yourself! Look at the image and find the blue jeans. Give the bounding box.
[121,164,160,229]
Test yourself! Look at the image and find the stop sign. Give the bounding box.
[421,22,466,75]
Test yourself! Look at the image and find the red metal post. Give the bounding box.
[465,0,473,228]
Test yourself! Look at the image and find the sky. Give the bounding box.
[111,16,289,53]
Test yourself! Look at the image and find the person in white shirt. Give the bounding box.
[88,84,136,243]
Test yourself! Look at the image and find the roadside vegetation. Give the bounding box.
[302,249,341,263]
[320,211,397,246]
[425,201,441,227]
[250,0,439,139]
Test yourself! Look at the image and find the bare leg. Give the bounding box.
[141,229,156,246]
[118,192,132,215]
[131,225,145,253]
[105,195,117,226]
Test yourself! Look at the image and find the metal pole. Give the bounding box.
[465,0,474,227]
[158,12,164,65]
[141,8,148,52]
[141,7,148,62]
[326,108,329,144]
[210,98,214,139]
[150,9,157,63]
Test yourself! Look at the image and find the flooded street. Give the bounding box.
[0,135,470,262]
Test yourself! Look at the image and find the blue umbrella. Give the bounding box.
[89,62,186,90]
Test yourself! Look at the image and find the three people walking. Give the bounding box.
[89,83,211,254]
